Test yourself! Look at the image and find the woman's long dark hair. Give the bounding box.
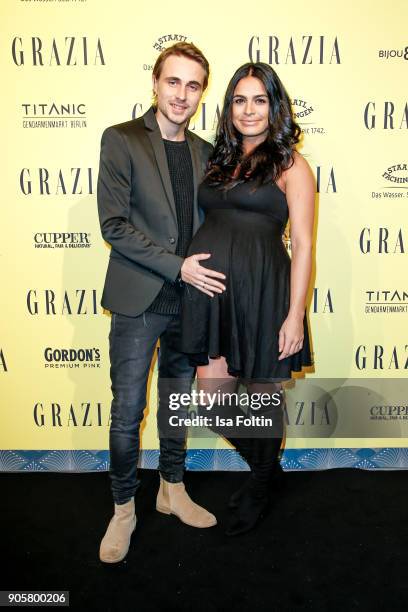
[206,62,301,189]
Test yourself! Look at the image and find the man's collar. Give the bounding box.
[142,106,159,131]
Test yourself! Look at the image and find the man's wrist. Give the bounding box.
[174,270,184,287]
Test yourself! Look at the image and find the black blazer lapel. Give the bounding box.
[144,109,177,224]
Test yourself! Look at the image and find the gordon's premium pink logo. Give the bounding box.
[44,347,101,368]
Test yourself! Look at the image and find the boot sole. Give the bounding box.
[99,519,136,563]
[156,504,217,528]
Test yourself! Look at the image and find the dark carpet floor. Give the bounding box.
[2,468,408,611]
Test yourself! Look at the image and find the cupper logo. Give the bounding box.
[33,233,91,249]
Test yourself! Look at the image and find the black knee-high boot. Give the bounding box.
[228,437,284,508]
[224,391,285,536]
[224,434,283,536]
[198,390,285,536]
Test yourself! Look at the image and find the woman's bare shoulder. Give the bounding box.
[291,150,312,172]
[285,151,315,186]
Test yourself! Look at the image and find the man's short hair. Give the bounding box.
[152,42,210,92]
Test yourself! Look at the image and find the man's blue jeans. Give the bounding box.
[108,310,194,504]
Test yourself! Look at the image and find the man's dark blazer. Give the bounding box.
[97,106,213,317]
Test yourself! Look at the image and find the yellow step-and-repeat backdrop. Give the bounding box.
[1,0,407,471]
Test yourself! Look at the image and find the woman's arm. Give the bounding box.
[278,151,315,359]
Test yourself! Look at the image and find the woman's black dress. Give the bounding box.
[178,178,313,380]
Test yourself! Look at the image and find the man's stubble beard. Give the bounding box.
[158,100,195,128]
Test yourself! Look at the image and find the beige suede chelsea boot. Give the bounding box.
[156,476,217,528]
[99,498,136,563]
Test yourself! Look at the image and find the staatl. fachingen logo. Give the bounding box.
[371,163,408,200]
[141,33,190,71]
[291,98,326,136]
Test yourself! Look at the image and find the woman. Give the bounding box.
[179,62,315,535]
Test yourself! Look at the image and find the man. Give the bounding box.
[97,42,226,563]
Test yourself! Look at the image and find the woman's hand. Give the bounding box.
[278,312,304,360]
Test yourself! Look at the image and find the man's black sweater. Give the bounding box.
[147,138,194,315]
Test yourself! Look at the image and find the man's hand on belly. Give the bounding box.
[181,254,226,298]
